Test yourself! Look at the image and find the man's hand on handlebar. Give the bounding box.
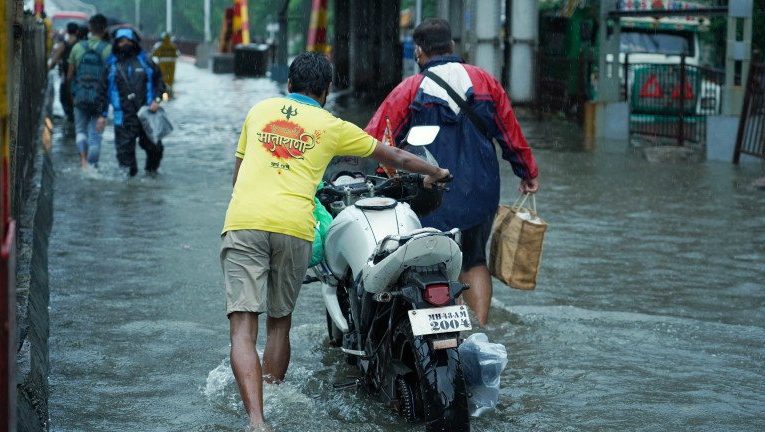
[423,168,451,189]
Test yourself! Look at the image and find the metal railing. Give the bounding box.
[734,62,765,163]
[626,58,724,145]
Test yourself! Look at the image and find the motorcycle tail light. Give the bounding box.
[423,283,450,306]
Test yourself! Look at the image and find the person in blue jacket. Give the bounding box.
[97,27,165,176]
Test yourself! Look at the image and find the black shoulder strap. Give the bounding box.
[421,70,493,141]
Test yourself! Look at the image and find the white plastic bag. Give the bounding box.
[137,106,174,144]
[459,333,508,417]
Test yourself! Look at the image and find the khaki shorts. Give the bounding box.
[221,229,312,318]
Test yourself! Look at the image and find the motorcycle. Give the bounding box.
[311,126,472,431]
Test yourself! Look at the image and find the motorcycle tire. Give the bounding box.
[394,321,470,432]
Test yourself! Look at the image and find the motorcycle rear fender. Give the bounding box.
[322,281,349,333]
[361,233,462,294]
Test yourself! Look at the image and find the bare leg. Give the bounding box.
[262,314,292,383]
[229,312,266,427]
[459,265,493,327]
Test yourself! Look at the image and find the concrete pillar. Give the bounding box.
[333,0,350,89]
[269,0,289,83]
[722,0,753,116]
[375,0,401,93]
[437,0,464,58]
[509,0,538,103]
[596,0,621,103]
[473,0,502,79]
[349,0,400,96]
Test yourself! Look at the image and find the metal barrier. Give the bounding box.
[627,59,724,145]
[2,8,48,431]
[733,63,765,163]
[0,0,12,428]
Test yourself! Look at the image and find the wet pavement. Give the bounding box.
[48,62,765,431]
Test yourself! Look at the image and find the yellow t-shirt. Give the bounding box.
[222,94,377,241]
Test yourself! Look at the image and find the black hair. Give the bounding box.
[77,24,89,40]
[288,52,333,97]
[66,22,79,34]
[413,18,453,56]
[89,13,107,33]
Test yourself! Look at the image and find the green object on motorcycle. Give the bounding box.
[310,184,333,267]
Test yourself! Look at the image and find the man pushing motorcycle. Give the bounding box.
[365,18,540,327]
[221,52,450,430]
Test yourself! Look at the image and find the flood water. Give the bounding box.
[48,62,765,431]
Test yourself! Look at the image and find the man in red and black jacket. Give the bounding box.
[365,18,539,326]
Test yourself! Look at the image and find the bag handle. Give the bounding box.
[512,193,538,217]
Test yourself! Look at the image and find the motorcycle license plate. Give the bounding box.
[408,305,472,336]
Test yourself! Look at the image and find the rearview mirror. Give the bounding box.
[404,126,440,146]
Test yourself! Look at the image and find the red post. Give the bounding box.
[306,0,329,54]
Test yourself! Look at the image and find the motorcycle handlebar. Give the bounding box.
[317,172,453,204]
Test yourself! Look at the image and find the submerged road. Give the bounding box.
[48,61,765,431]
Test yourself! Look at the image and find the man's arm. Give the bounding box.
[67,63,75,81]
[232,157,243,187]
[370,141,449,188]
[483,72,540,193]
[48,43,63,70]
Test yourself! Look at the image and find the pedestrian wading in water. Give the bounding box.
[366,18,540,326]
[220,52,451,429]
[97,27,166,177]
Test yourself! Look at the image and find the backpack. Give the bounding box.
[72,41,107,114]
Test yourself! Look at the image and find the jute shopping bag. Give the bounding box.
[489,194,547,290]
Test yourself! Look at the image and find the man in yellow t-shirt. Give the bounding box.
[221,52,450,429]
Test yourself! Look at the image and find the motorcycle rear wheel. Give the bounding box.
[393,321,470,431]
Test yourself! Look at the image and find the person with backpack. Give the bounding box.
[67,14,111,169]
[96,27,165,177]
[365,19,540,327]
[48,22,79,123]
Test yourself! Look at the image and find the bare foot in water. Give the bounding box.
[245,422,273,432]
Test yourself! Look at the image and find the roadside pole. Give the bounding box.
[166,0,172,34]
[135,0,141,30]
[204,0,211,43]
[722,0,753,115]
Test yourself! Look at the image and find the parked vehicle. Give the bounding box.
[617,16,722,116]
[311,126,471,431]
